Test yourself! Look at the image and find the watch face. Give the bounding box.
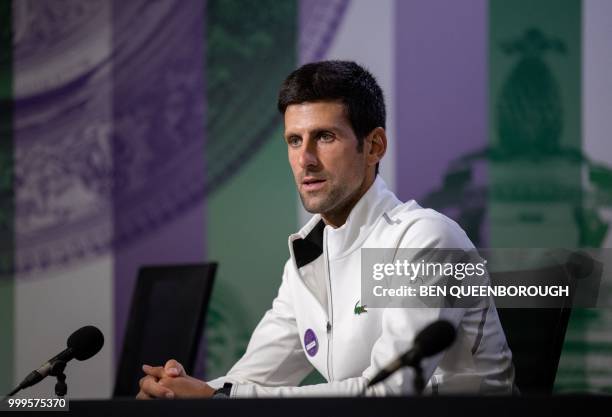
[213,383,233,398]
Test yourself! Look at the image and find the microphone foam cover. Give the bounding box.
[414,320,456,358]
[566,251,594,280]
[67,326,105,361]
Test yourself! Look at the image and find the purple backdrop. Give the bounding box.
[395,0,488,203]
[112,0,207,362]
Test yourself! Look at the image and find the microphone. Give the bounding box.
[7,325,104,396]
[367,320,456,388]
[566,251,594,280]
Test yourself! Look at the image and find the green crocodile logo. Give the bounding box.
[354,300,368,315]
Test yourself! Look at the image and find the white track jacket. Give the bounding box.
[208,176,514,397]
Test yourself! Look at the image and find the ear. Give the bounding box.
[366,127,387,167]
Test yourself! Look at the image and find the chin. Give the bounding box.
[302,203,323,214]
[300,197,327,215]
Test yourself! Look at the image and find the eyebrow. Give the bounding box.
[284,127,340,138]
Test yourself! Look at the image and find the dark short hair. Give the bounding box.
[277,60,386,153]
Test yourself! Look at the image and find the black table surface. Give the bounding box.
[65,395,612,417]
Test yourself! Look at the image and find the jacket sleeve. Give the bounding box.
[226,307,458,397]
[207,261,314,390]
[216,217,474,398]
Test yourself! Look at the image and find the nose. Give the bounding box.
[298,139,318,169]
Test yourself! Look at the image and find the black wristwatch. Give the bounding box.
[212,383,233,399]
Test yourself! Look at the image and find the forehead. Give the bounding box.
[283,101,350,134]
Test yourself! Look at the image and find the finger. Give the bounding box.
[136,390,154,400]
[142,364,165,379]
[164,359,186,377]
[139,375,158,390]
[141,375,175,399]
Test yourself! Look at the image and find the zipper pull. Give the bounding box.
[326,321,332,333]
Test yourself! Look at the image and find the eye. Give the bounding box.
[319,132,334,142]
[286,136,301,147]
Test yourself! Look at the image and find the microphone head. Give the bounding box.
[67,326,105,361]
[414,320,456,358]
[566,251,594,280]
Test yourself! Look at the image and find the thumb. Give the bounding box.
[164,359,186,377]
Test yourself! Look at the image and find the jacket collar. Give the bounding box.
[289,176,402,265]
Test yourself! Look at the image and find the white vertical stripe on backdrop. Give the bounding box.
[580,0,612,392]
[583,0,612,248]
[13,0,114,399]
[15,258,114,398]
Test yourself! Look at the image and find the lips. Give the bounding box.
[302,178,326,191]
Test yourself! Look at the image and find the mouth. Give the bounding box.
[301,178,326,192]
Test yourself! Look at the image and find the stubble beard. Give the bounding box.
[299,182,358,218]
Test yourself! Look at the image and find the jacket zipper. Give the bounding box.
[323,229,334,381]
[290,231,334,381]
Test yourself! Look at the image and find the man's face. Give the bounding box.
[284,101,371,226]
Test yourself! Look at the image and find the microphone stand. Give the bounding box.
[364,361,426,396]
[49,360,68,398]
[413,363,425,395]
[4,360,68,398]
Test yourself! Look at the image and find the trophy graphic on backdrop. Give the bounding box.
[422,29,612,393]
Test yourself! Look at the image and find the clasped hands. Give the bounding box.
[136,359,216,399]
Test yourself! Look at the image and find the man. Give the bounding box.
[136,61,514,399]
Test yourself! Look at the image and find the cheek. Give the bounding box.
[288,154,301,177]
[332,150,364,175]
[287,151,296,168]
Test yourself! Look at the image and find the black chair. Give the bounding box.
[113,263,217,397]
[491,253,597,395]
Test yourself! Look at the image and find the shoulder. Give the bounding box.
[281,258,293,278]
[387,201,474,249]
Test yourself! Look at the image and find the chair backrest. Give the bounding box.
[113,263,217,397]
[491,264,573,395]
